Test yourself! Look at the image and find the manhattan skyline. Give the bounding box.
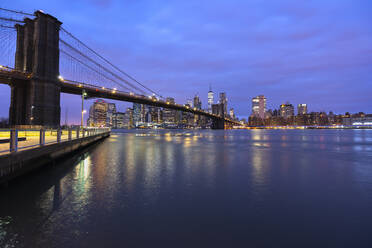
[0,0,371,123]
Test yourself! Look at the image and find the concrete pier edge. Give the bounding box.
[0,131,110,185]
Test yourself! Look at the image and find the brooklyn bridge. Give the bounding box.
[0,8,240,129]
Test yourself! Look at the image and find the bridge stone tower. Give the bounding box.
[211,119,225,129]
[9,11,62,128]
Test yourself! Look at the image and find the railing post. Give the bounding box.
[77,127,80,139]
[39,128,45,146]
[82,128,85,138]
[10,129,18,153]
[68,128,72,141]
[57,128,61,143]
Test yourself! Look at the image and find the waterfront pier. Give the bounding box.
[0,127,110,184]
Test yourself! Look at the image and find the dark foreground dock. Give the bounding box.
[0,128,110,185]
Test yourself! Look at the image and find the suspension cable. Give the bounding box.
[0,24,15,29]
[0,7,34,16]
[61,27,163,98]
[60,49,140,94]
[60,39,147,94]
[0,17,25,23]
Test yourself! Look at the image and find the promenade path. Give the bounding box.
[0,131,82,155]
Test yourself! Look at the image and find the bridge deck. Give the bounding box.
[0,68,240,125]
[61,80,239,124]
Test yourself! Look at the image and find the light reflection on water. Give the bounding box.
[0,129,372,247]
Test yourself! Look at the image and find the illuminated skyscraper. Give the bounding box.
[133,103,142,127]
[123,107,133,128]
[112,112,125,129]
[88,99,108,127]
[163,97,176,123]
[208,85,214,113]
[280,103,295,118]
[252,95,266,119]
[193,95,202,110]
[187,99,193,108]
[297,104,308,115]
[229,108,235,119]
[106,103,116,127]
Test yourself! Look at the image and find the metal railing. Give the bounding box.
[0,127,110,154]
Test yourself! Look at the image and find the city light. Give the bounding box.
[58,75,64,81]
[353,122,372,126]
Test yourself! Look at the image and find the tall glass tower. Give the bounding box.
[208,85,214,113]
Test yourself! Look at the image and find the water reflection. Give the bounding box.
[1,129,372,247]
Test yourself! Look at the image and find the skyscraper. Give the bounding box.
[187,99,193,108]
[87,99,108,127]
[193,95,202,110]
[106,103,117,127]
[219,92,227,116]
[208,85,214,113]
[280,103,295,118]
[133,103,142,127]
[229,108,235,119]
[252,95,267,119]
[112,112,125,129]
[297,104,308,115]
[123,108,133,128]
[163,97,176,123]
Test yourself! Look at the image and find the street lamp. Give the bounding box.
[30,105,34,125]
[81,90,87,128]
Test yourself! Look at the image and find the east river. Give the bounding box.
[1,129,372,247]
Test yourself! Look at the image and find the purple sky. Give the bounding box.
[1,0,371,123]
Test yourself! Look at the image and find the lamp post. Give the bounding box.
[81,90,87,128]
[30,105,34,125]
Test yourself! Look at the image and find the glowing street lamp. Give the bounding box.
[81,90,87,128]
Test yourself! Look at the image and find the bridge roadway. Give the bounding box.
[0,67,241,126]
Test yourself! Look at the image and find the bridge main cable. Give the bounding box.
[0,7,34,16]
[0,17,25,23]
[60,27,164,99]
[60,39,146,94]
[60,48,134,93]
